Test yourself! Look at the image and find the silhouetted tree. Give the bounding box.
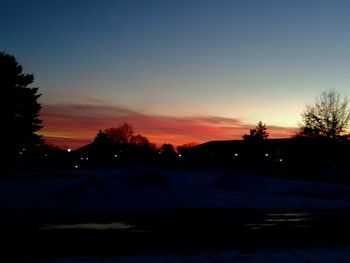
[160,143,177,159]
[105,122,135,144]
[3,51,43,154]
[130,134,150,147]
[243,121,269,140]
[84,130,114,163]
[299,90,350,139]
[243,129,257,140]
[177,142,197,156]
[160,143,175,152]
[93,130,111,145]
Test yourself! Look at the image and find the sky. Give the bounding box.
[2,0,349,148]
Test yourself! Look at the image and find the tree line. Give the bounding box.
[243,89,350,142]
[4,51,350,163]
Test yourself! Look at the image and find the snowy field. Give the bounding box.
[23,246,350,263]
[1,167,350,213]
[2,168,350,262]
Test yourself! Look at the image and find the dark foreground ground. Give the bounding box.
[2,208,350,262]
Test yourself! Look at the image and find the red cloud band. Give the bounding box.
[40,103,297,149]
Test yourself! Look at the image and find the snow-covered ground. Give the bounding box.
[1,167,350,212]
[3,168,350,262]
[24,246,350,263]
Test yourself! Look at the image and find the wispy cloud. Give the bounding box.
[109,12,120,23]
[40,103,297,148]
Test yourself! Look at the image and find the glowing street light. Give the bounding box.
[67,148,71,152]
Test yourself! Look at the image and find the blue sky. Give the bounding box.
[2,0,349,146]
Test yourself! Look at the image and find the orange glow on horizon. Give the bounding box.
[40,103,298,149]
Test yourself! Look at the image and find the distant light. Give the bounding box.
[67,148,71,152]
[265,153,269,157]
[80,157,83,160]
[279,159,283,162]
[22,148,26,151]
[44,153,48,157]
[159,151,161,154]
[85,157,89,160]
[114,154,118,158]
[234,153,238,157]
[19,151,23,155]
[178,154,182,157]
[74,165,79,168]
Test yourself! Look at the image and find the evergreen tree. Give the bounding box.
[243,121,269,140]
[2,52,43,154]
[93,130,110,145]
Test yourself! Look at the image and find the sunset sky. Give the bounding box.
[2,0,349,148]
